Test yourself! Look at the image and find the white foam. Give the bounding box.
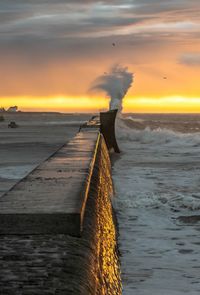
[116,119,200,147]
[123,116,145,123]
[113,117,200,294]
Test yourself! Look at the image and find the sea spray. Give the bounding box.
[91,65,134,112]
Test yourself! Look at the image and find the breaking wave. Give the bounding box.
[113,192,200,212]
[113,114,200,294]
[113,117,200,212]
[116,118,200,147]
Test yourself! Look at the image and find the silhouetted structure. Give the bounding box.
[79,109,120,153]
[7,106,18,112]
[100,109,120,153]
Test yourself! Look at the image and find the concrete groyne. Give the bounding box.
[0,124,122,294]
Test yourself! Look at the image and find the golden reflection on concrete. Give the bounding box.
[95,136,122,294]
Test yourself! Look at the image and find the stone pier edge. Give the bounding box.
[80,132,101,232]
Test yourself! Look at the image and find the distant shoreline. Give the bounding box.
[1,110,200,115]
[0,111,98,115]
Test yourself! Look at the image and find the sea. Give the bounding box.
[113,114,200,295]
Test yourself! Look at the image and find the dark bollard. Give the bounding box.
[100,109,120,153]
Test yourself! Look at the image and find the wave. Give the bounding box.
[113,114,200,293]
[113,191,200,212]
[123,116,145,123]
[113,118,200,212]
[121,115,200,134]
[116,118,200,147]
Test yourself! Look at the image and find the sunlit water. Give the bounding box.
[113,114,200,295]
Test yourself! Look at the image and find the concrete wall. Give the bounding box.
[80,133,122,294]
[0,130,122,294]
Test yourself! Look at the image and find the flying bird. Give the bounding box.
[163,77,167,79]
[112,43,116,46]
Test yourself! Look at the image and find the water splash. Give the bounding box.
[91,65,133,112]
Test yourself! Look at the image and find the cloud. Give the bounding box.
[0,0,199,45]
[179,53,200,66]
[0,0,200,98]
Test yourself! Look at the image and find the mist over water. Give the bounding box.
[91,65,133,111]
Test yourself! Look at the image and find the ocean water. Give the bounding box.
[113,114,200,295]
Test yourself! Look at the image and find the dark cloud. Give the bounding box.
[0,2,152,40]
[123,0,200,21]
[0,0,200,96]
[0,0,199,41]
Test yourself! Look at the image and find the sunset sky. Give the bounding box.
[1,0,200,112]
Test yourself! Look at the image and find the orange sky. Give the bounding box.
[1,1,200,113]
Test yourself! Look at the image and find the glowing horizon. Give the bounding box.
[1,1,200,113]
[1,95,200,113]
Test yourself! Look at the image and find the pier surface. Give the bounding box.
[0,112,90,197]
[0,130,99,236]
[0,112,121,294]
